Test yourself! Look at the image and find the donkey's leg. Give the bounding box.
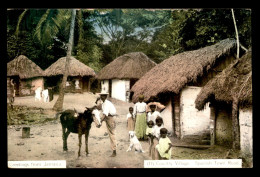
[62,126,68,151]
[85,128,90,156]
[78,133,82,157]
[63,128,70,151]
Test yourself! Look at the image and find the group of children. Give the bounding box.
[126,95,173,160]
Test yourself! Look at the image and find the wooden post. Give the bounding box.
[87,78,91,92]
[171,95,175,137]
[209,103,216,146]
[22,127,30,138]
[174,94,181,139]
[232,98,240,150]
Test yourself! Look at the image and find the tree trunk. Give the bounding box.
[53,9,76,111]
[231,98,240,150]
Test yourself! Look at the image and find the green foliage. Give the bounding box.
[7,8,251,72]
[147,9,251,62]
[91,9,172,59]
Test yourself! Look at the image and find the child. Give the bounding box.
[155,128,173,160]
[126,107,135,132]
[147,104,161,124]
[151,116,164,160]
[146,120,154,156]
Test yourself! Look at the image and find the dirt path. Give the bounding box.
[8,92,241,168]
[8,93,151,168]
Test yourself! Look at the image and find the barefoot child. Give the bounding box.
[151,116,164,160]
[126,107,135,132]
[156,128,173,160]
[146,120,155,156]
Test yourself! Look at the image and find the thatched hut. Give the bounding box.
[96,52,156,102]
[7,55,44,96]
[131,38,239,140]
[195,49,252,158]
[44,56,96,93]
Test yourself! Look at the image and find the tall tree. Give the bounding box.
[148,9,251,62]
[92,9,172,59]
[53,9,76,111]
[15,9,77,111]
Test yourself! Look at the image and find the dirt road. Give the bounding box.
[8,92,243,168]
[8,93,151,168]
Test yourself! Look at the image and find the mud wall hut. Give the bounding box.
[131,39,239,140]
[44,56,96,93]
[7,55,44,96]
[195,49,252,159]
[96,52,156,102]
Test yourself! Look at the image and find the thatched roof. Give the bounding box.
[195,49,252,110]
[131,38,237,103]
[96,52,156,80]
[44,56,96,77]
[7,55,44,79]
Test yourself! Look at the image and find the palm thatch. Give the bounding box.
[96,52,156,80]
[131,38,237,102]
[44,56,96,77]
[7,55,44,79]
[195,49,252,110]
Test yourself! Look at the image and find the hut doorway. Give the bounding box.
[44,76,61,93]
[82,76,89,92]
[129,79,138,102]
[11,76,20,96]
[109,79,112,97]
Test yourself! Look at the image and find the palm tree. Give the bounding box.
[16,9,77,111]
[53,9,76,111]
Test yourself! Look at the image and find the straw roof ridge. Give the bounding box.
[7,55,44,79]
[131,38,237,102]
[195,48,252,110]
[96,52,157,80]
[44,56,96,77]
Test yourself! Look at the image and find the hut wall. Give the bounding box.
[111,79,130,102]
[239,107,253,158]
[180,86,210,138]
[20,79,32,96]
[31,77,44,93]
[101,80,109,94]
[160,99,173,135]
[65,76,83,93]
[215,104,233,147]
[7,78,12,96]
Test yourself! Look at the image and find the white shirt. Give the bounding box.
[147,111,161,124]
[102,99,116,116]
[126,113,134,120]
[133,102,147,116]
[152,125,164,139]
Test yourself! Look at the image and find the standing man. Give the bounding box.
[99,91,117,157]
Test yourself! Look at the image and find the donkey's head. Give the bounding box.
[85,106,102,127]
